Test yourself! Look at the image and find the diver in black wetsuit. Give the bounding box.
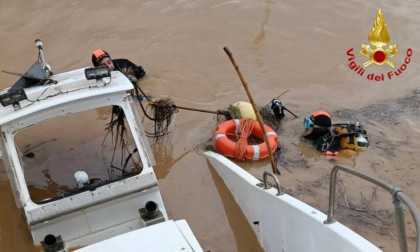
[91,49,146,82]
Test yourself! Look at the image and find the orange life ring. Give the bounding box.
[213,119,278,161]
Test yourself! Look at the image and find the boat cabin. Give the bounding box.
[0,54,201,251]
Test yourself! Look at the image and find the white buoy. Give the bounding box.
[74,171,89,189]
[231,101,257,120]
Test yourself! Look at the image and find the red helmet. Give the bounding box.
[92,49,111,66]
[310,111,331,127]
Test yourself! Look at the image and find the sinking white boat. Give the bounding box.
[0,40,203,252]
[204,151,420,252]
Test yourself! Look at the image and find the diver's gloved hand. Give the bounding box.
[271,99,284,119]
[136,65,146,79]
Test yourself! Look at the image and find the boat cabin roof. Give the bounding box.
[0,68,133,126]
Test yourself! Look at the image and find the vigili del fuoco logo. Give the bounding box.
[346,9,412,81]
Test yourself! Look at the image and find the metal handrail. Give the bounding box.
[324,165,420,252]
[262,172,283,196]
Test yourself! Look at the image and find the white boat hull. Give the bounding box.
[75,220,203,252]
[204,151,381,252]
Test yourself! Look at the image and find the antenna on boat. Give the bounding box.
[34,39,52,77]
[0,39,56,110]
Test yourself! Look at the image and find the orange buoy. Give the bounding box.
[213,119,278,161]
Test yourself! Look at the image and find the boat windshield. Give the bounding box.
[14,105,143,204]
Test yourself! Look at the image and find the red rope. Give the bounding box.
[234,118,255,161]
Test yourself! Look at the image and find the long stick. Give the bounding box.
[152,102,228,115]
[223,47,277,175]
[264,89,290,107]
[283,106,298,118]
[175,105,222,115]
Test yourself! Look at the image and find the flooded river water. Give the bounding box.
[1,0,420,251]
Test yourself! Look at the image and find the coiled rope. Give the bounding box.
[234,118,255,161]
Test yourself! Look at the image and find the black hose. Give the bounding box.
[133,82,176,138]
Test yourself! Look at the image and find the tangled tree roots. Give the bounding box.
[103,106,144,179]
[259,106,279,131]
[148,97,178,140]
[227,104,242,119]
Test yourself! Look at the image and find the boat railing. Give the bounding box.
[324,164,420,252]
[258,171,283,196]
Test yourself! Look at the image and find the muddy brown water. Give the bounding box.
[1,0,420,251]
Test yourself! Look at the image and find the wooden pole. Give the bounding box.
[152,103,228,115]
[223,47,278,175]
[283,106,298,118]
[175,105,222,115]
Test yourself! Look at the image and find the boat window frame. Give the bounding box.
[0,90,155,208]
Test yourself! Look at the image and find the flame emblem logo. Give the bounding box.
[360,9,398,67]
